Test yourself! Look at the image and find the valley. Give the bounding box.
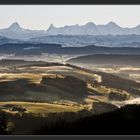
[0,59,139,134]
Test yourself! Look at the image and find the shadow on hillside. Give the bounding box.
[33,104,140,135]
[66,64,140,96]
[1,104,140,135]
[0,75,88,103]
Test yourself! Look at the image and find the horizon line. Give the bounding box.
[1,21,140,31]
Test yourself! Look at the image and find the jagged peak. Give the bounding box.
[9,22,21,29]
[48,24,56,30]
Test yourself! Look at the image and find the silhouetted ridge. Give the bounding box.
[34,104,140,135]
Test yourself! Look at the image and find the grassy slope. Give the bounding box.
[0,61,137,134]
[0,101,85,134]
[0,101,82,116]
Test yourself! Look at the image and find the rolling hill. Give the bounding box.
[68,54,140,66]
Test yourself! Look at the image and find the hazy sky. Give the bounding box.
[0,5,140,30]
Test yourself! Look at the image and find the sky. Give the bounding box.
[0,5,140,30]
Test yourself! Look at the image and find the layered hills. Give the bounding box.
[1,22,140,47]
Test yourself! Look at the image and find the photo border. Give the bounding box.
[0,0,140,139]
[0,0,140,4]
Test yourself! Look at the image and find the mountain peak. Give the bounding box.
[107,21,119,27]
[85,22,96,27]
[48,24,55,29]
[9,22,21,30]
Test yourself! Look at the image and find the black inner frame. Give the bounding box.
[0,0,140,4]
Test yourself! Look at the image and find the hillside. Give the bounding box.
[68,54,140,66]
[33,104,140,135]
[0,59,139,134]
[0,59,138,104]
[1,44,140,56]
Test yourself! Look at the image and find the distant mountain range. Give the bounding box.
[1,22,140,47]
[0,22,48,40]
[1,22,140,40]
[47,22,140,36]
